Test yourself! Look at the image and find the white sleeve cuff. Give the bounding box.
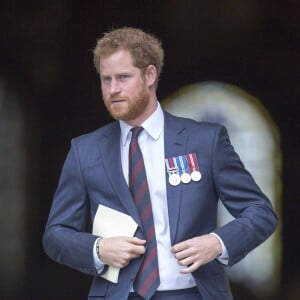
[93,237,106,274]
[210,233,229,265]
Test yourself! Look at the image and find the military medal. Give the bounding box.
[166,153,200,185]
[191,170,201,181]
[187,153,202,182]
[165,158,180,186]
[181,172,191,184]
[168,171,181,186]
[176,156,191,184]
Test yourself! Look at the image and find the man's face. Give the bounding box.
[99,50,152,125]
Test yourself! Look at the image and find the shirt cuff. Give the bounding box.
[93,237,106,274]
[210,233,229,265]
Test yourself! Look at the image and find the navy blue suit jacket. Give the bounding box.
[43,111,278,299]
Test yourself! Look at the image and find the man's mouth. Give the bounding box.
[110,98,127,104]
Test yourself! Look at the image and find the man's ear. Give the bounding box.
[145,65,157,88]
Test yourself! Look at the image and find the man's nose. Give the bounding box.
[110,79,121,95]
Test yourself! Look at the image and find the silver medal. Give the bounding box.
[169,173,181,186]
[181,172,191,184]
[191,170,201,182]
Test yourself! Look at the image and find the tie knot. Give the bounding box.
[131,127,143,140]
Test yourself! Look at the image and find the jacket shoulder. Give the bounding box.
[72,121,119,146]
[164,110,225,134]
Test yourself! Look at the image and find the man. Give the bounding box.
[43,27,278,300]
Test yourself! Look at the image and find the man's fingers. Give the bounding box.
[131,244,146,256]
[179,262,200,274]
[177,255,194,267]
[130,237,147,245]
[172,243,195,261]
[128,237,146,255]
[99,236,147,268]
[172,235,223,274]
[171,241,188,254]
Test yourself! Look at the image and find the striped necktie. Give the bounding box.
[129,127,160,300]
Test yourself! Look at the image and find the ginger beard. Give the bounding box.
[103,78,150,123]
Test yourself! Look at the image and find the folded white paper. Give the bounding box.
[92,204,138,283]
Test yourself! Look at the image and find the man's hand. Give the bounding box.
[98,236,146,268]
[171,234,222,274]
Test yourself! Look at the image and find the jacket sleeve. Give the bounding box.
[42,139,98,276]
[211,125,278,266]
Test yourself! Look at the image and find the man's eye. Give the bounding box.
[102,77,111,82]
[120,75,129,81]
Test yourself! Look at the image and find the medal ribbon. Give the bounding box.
[187,153,199,172]
[183,155,191,174]
[175,156,184,175]
[165,158,177,173]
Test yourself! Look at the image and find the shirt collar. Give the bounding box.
[119,102,164,145]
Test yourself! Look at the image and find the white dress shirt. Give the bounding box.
[93,102,228,290]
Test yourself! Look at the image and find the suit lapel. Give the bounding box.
[164,111,188,244]
[97,122,143,231]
